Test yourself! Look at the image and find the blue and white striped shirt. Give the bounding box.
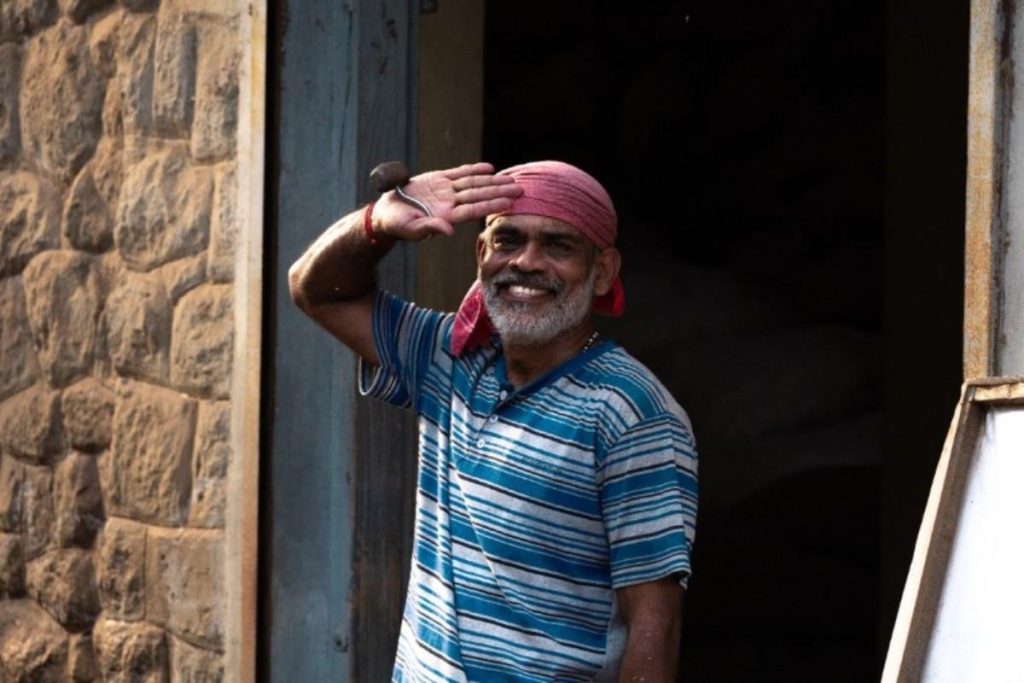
[359,291,698,682]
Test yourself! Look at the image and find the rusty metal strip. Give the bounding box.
[964,0,1003,379]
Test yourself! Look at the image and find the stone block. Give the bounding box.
[0,599,68,682]
[117,12,155,135]
[188,401,227,528]
[156,0,236,16]
[102,72,125,137]
[0,385,62,461]
[62,377,115,451]
[92,616,168,683]
[23,250,101,387]
[63,164,113,252]
[105,272,170,383]
[0,531,25,596]
[26,548,100,631]
[95,516,146,620]
[207,162,235,283]
[60,0,113,23]
[22,464,54,559]
[0,171,61,278]
[108,381,196,525]
[146,527,223,649]
[90,136,123,208]
[0,0,58,41]
[19,19,104,183]
[88,7,121,79]
[169,636,223,683]
[115,143,212,270]
[118,0,159,11]
[0,456,25,532]
[190,18,238,162]
[170,285,232,399]
[157,253,206,303]
[54,452,104,547]
[0,44,20,169]
[153,12,196,136]
[68,634,99,682]
[0,276,41,403]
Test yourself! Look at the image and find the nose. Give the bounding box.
[509,239,545,273]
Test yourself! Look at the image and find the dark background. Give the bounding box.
[483,1,966,679]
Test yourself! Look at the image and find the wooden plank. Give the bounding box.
[225,0,266,681]
[265,1,360,680]
[416,0,486,311]
[971,378,1024,403]
[882,378,1024,680]
[963,0,1001,379]
[350,1,420,680]
[267,1,419,679]
[883,384,981,681]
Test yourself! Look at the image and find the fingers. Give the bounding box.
[454,184,524,205]
[450,197,517,224]
[451,174,517,191]
[442,162,496,180]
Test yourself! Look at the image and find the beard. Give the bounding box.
[482,268,597,347]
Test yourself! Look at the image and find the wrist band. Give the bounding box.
[363,201,379,245]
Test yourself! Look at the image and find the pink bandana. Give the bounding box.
[450,161,625,356]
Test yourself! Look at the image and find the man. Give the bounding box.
[289,161,698,682]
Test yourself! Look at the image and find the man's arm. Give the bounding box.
[287,162,522,363]
[617,578,684,682]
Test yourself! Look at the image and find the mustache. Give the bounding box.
[488,272,564,293]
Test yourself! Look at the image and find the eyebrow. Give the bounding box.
[489,224,586,243]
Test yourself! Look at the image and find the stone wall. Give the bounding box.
[0,0,243,679]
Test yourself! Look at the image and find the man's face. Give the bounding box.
[477,215,600,347]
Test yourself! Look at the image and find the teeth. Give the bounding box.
[507,285,547,297]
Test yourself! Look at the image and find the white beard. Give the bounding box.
[482,268,597,347]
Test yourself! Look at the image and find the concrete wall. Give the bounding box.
[0,0,261,679]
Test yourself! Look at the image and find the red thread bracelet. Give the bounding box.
[362,201,379,245]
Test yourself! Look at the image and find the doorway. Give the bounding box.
[478,0,965,679]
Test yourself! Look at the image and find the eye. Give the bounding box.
[491,233,522,251]
[545,239,576,257]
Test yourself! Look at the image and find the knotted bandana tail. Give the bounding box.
[450,281,493,357]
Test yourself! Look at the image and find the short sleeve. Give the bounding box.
[358,290,449,411]
[597,413,698,589]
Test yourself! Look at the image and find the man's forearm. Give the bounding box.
[287,207,393,312]
[618,619,681,682]
[616,579,683,682]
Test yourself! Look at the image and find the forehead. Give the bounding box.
[485,214,582,238]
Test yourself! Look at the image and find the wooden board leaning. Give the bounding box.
[883,378,1024,681]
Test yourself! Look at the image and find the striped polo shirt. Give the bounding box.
[359,291,698,682]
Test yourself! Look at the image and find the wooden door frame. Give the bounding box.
[263,0,419,679]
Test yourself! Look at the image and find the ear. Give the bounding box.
[593,247,621,297]
[476,233,486,268]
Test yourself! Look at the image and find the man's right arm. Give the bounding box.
[287,162,523,364]
[288,207,391,364]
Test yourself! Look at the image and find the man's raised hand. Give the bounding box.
[373,162,523,242]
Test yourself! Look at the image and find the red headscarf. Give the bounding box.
[450,161,625,356]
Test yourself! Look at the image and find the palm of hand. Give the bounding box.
[375,163,523,242]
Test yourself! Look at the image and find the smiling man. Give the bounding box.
[289,161,698,682]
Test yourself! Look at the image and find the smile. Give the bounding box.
[503,284,554,300]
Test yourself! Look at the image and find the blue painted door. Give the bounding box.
[265,0,418,680]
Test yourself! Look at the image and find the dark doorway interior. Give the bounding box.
[483,1,964,680]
